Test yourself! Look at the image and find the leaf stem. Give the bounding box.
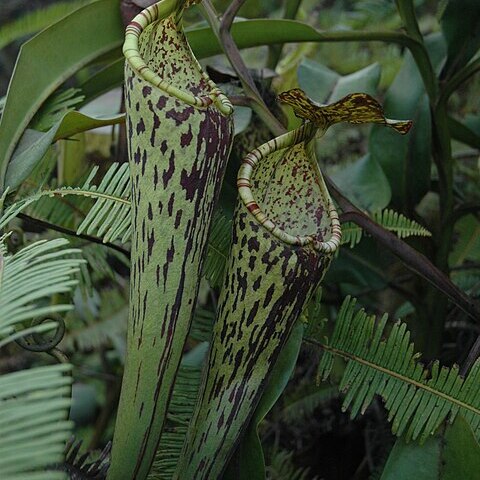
[18,213,129,257]
[326,176,480,323]
[201,0,285,136]
[305,336,480,417]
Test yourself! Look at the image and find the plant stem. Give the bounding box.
[326,177,480,324]
[267,0,303,70]
[201,0,285,136]
[18,213,129,257]
[440,57,480,104]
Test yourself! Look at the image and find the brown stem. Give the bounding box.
[18,213,130,258]
[202,0,285,135]
[326,176,480,323]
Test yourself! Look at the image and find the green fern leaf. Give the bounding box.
[202,210,231,288]
[341,209,431,248]
[76,163,131,243]
[0,235,84,348]
[311,296,480,443]
[61,289,128,355]
[0,363,73,480]
[148,342,209,480]
[0,163,231,287]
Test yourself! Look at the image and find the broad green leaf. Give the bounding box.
[448,116,480,150]
[441,0,480,78]
[298,59,381,103]
[449,214,480,267]
[224,321,304,480]
[330,154,392,212]
[233,106,253,136]
[5,111,124,190]
[369,33,446,209]
[0,0,92,50]
[79,59,124,103]
[0,0,123,190]
[381,416,480,479]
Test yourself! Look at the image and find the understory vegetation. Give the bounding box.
[0,0,479,479]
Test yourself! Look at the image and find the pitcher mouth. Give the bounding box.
[123,1,233,115]
[237,123,342,254]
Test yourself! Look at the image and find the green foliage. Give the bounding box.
[0,0,92,50]
[0,0,478,478]
[0,0,124,190]
[314,297,480,442]
[380,416,480,480]
[0,234,79,480]
[0,235,84,348]
[341,209,431,248]
[0,363,73,480]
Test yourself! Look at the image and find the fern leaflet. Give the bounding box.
[341,209,431,248]
[0,363,73,480]
[309,296,480,442]
[0,235,84,348]
[0,163,232,287]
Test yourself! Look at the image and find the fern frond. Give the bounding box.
[76,163,131,243]
[0,363,73,480]
[312,297,480,443]
[341,209,431,248]
[266,449,314,480]
[0,236,84,348]
[0,163,131,244]
[202,210,231,288]
[149,350,206,480]
[1,163,232,287]
[61,290,128,355]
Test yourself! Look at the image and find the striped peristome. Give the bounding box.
[108,1,233,479]
[176,91,412,478]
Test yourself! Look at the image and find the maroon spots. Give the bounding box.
[134,147,141,164]
[248,237,260,252]
[252,276,262,291]
[156,96,167,109]
[160,140,168,154]
[142,86,152,97]
[147,230,155,259]
[136,118,145,135]
[181,124,193,147]
[263,284,275,308]
[175,210,182,228]
[180,166,203,201]
[165,105,195,126]
[167,193,175,216]
[163,151,175,188]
